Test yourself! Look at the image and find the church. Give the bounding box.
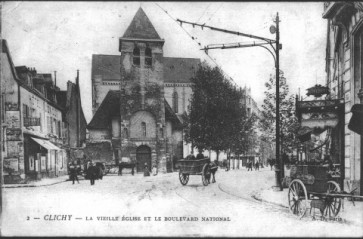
[87,8,200,173]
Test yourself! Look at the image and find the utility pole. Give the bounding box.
[274,13,283,191]
[177,12,283,190]
[0,1,3,217]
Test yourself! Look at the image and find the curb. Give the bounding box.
[250,192,289,209]
[3,178,69,188]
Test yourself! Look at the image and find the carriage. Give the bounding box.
[288,164,363,220]
[178,158,212,186]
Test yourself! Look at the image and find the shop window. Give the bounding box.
[145,47,152,67]
[133,46,140,66]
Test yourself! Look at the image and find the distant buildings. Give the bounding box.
[0,39,86,183]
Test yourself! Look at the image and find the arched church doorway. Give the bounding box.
[136,145,151,172]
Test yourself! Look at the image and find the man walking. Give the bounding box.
[87,162,98,185]
[69,162,79,184]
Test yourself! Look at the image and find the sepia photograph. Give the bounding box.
[0,1,363,237]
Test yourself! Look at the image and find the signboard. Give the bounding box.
[6,128,22,141]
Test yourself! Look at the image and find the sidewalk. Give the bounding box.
[3,175,70,188]
[217,168,363,227]
[254,186,363,226]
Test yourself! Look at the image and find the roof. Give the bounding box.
[92,55,121,81]
[87,91,120,129]
[122,7,161,40]
[2,40,62,111]
[91,54,200,83]
[163,57,200,83]
[88,90,182,129]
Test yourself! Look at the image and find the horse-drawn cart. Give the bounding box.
[288,164,363,220]
[178,158,211,186]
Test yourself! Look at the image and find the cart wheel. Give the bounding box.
[324,181,342,218]
[288,179,308,219]
[202,164,211,186]
[179,170,189,186]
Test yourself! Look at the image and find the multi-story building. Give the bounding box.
[1,39,68,183]
[323,2,363,195]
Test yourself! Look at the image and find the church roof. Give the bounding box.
[87,90,182,129]
[163,57,200,83]
[122,7,161,40]
[88,90,120,129]
[91,55,200,83]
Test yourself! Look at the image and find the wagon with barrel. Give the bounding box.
[178,158,212,186]
[288,164,363,220]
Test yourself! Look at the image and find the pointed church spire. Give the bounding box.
[122,7,161,40]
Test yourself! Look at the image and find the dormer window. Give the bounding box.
[145,46,152,67]
[133,46,140,66]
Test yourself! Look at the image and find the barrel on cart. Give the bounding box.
[288,164,363,220]
[178,158,211,186]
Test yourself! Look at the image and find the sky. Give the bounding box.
[2,2,327,122]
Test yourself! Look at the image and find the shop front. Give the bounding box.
[24,135,61,180]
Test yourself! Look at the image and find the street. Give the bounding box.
[2,168,362,237]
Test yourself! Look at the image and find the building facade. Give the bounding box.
[56,74,87,166]
[323,2,363,194]
[88,8,194,173]
[1,40,67,183]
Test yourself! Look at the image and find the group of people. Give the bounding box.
[68,160,102,186]
[246,160,260,171]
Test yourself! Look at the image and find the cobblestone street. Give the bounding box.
[2,168,362,237]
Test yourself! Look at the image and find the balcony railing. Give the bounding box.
[23,117,41,127]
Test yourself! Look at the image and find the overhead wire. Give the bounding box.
[154,3,239,88]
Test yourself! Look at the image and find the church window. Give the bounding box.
[160,128,164,138]
[123,128,128,138]
[133,46,140,66]
[141,122,146,137]
[173,91,178,113]
[145,47,152,67]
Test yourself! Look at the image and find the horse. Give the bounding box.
[118,162,135,176]
[206,160,218,183]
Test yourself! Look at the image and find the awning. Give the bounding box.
[31,137,61,151]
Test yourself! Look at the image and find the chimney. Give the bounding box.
[76,69,80,90]
[54,71,57,87]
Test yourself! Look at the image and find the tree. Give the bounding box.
[184,62,245,161]
[259,71,299,156]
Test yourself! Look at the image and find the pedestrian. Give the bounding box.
[144,163,150,177]
[87,162,98,185]
[69,162,79,184]
[255,161,259,171]
[152,164,157,176]
[247,160,252,171]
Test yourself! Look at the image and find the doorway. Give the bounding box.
[136,145,151,172]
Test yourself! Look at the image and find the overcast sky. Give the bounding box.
[2,2,327,122]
